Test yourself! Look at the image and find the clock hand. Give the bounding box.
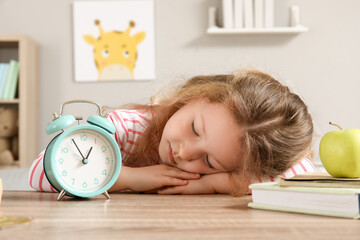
[71,139,85,160]
[85,147,93,159]
[81,147,93,165]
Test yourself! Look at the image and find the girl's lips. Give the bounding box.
[168,144,176,164]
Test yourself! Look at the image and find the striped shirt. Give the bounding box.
[28,109,317,192]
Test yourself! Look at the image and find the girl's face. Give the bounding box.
[158,98,242,174]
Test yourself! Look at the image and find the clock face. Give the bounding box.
[52,127,119,194]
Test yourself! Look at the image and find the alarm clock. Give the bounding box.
[43,100,121,201]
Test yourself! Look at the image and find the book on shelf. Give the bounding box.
[2,59,19,100]
[233,0,243,28]
[278,172,360,188]
[264,0,274,27]
[0,63,9,99]
[254,0,264,28]
[214,0,276,30]
[221,0,234,29]
[248,182,360,219]
[243,0,254,28]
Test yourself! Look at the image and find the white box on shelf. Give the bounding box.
[264,0,274,27]
[254,0,264,28]
[290,5,300,27]
[234,0,244,28]
[221,0,234,28]
[208,7,217,28]
[244,0,254,28]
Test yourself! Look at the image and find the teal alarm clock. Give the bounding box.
[43,100,121,201]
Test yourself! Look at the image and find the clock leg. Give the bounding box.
[103,191,110,199]
[57,189,67,201]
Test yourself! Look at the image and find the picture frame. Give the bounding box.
[73,0,155,82]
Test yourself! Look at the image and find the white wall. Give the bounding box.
[0,0,359,165]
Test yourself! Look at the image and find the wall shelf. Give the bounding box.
[207,26,308,35]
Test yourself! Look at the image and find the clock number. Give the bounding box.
[58,158,64,164]
[61,147,68,154]
[82,182,88,188]
[80,134,88,141]
[94,138,97,144]
[94,178,99,185]
[105,157,110,164]
[101,146,107,152]
[71,178,75,185]
[102,170,107,176]
[62,170,67,176]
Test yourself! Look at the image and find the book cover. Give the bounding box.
[234,0,243,28]
[254,0,264,28]
[249,182,360,219]
[278,172,360,188]
[7,60,20,99]
[264,0,274,27]
[0,64,9,99]
[244,0,253,28]
[221,0,234,28]
[2,60,19,100]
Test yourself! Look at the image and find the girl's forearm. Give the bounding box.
[108,166,132,192]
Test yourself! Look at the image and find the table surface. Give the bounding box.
[0,191,359,240]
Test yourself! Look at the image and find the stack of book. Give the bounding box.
[0,59,20,100]
[248,172,360,219]
[220,0,274,29]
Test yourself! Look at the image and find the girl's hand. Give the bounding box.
[157,173,232,195]
[109,165,200,193]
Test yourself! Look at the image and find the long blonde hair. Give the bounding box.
[112,69,313,195]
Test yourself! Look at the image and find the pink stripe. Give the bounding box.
[128,129,142,135]
[29,153,44,188]
[120,110,151,122]
[123,118,146,128]
[127,140,136,145]
[305,158,317,172]
[109,115,122,146]
[290,167,297,176]
[39,170,45,192]
[113,112,129,139]
[121,149,133,156]
[299,161,307,172]
[50,185,56,192]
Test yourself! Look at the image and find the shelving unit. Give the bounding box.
[0,34,39,169]
[207,3,308,36]
[207,26,308,35]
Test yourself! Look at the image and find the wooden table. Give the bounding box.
[0,191,359,239]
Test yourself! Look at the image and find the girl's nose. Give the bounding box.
[179,142,202,161]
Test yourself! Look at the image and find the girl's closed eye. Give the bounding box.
[192,120,214,169]
[191,121,199,136]
[205,155,214,169]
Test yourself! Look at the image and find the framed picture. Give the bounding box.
[73,0,155,82]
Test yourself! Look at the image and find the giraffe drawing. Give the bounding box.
[83,20,146,81]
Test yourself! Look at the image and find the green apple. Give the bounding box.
[319,122,360,178]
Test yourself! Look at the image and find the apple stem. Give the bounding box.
[329,122,343,130]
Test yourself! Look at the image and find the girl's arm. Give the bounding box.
[157,158,317,195]
[157,172,232,195]
[108,165,200,193]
